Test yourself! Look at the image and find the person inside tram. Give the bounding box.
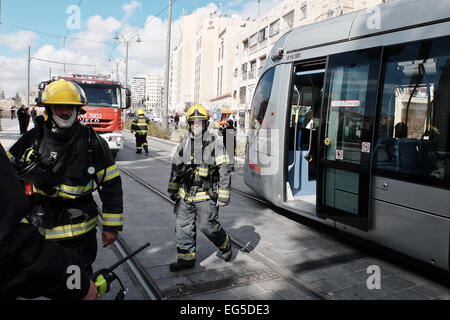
[394,121,407,139]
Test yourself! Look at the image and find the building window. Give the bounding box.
[283,10,294,30]
[258,27,267,42]
[249,33,257,47]
[249,60,257,79]
[220,66,223,96]
[259,56,266,75]
[217,67,221,97]
[269,19,280,37]
[239,86,247,104]
[300,4,307,20]
[242,63,248,81]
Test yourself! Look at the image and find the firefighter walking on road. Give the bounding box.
[7,79,124,278]
[131,109,150,154]
[167,104,233,272]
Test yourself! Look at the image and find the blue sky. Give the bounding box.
[0,0,232,57]
[0,0,276,96]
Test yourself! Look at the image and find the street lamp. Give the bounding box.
[107,57,124,82]
[113,32,141,89]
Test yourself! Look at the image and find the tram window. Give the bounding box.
[324,49,380,165]
[373,37,450,189]
[249,67,275,131]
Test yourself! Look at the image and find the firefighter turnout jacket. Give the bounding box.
[131,115,150,135]
[167,129,232,204]
[7,120,124,241]
[0,143,90,300]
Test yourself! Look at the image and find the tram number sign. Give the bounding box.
[331,100,361,108]
[336,149,344,160]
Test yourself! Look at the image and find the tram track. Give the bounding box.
[122,142,269,206]
[117,136,450,299]
[117,164,329,300]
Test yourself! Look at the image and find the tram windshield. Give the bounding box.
[373,37,450,188]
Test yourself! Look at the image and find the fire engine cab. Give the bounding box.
[56,74,131,158]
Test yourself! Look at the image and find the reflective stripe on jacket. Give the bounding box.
[9,123,124,237]
[168,130,232,204]
[131,116,150,135]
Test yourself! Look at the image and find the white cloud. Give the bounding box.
[0,30,38,51]
[0,56,28,97]
[0,1,282,97]
[222,0,279,20]
[192,3,219,16]
[122,0,142,21]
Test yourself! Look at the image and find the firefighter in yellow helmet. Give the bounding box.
[7,78,124,278]
[130,109,150,154]
[167,104,233,271]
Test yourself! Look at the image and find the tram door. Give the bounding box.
[286,62,325,207]
[317,48,381,231]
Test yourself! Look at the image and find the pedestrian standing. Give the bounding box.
[24,107,31,131]
[11,106,16,119]
[0,107,3,132]
[30,107,37,127]
[174,112,180,129]
[17,105,28,134]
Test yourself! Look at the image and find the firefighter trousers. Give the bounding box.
[56,228,98,276]
[135,133,148,153]
[174,199,230,261]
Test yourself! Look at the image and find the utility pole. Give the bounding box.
[49,67,52,80]
[63,36,66,74]
[116,60,119,82]
[27,46,30,109]
[125,40,129,88]
[163,0,172,129]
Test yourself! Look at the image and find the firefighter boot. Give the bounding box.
[169,259,195,272]
[221,241,233,262]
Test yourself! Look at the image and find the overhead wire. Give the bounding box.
[125,0,179,39]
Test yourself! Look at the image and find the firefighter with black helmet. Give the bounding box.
[131,109,150,154]
[7,78,124,277]
[167,104,233,272]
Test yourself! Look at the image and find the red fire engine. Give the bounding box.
[56,74,131,158]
